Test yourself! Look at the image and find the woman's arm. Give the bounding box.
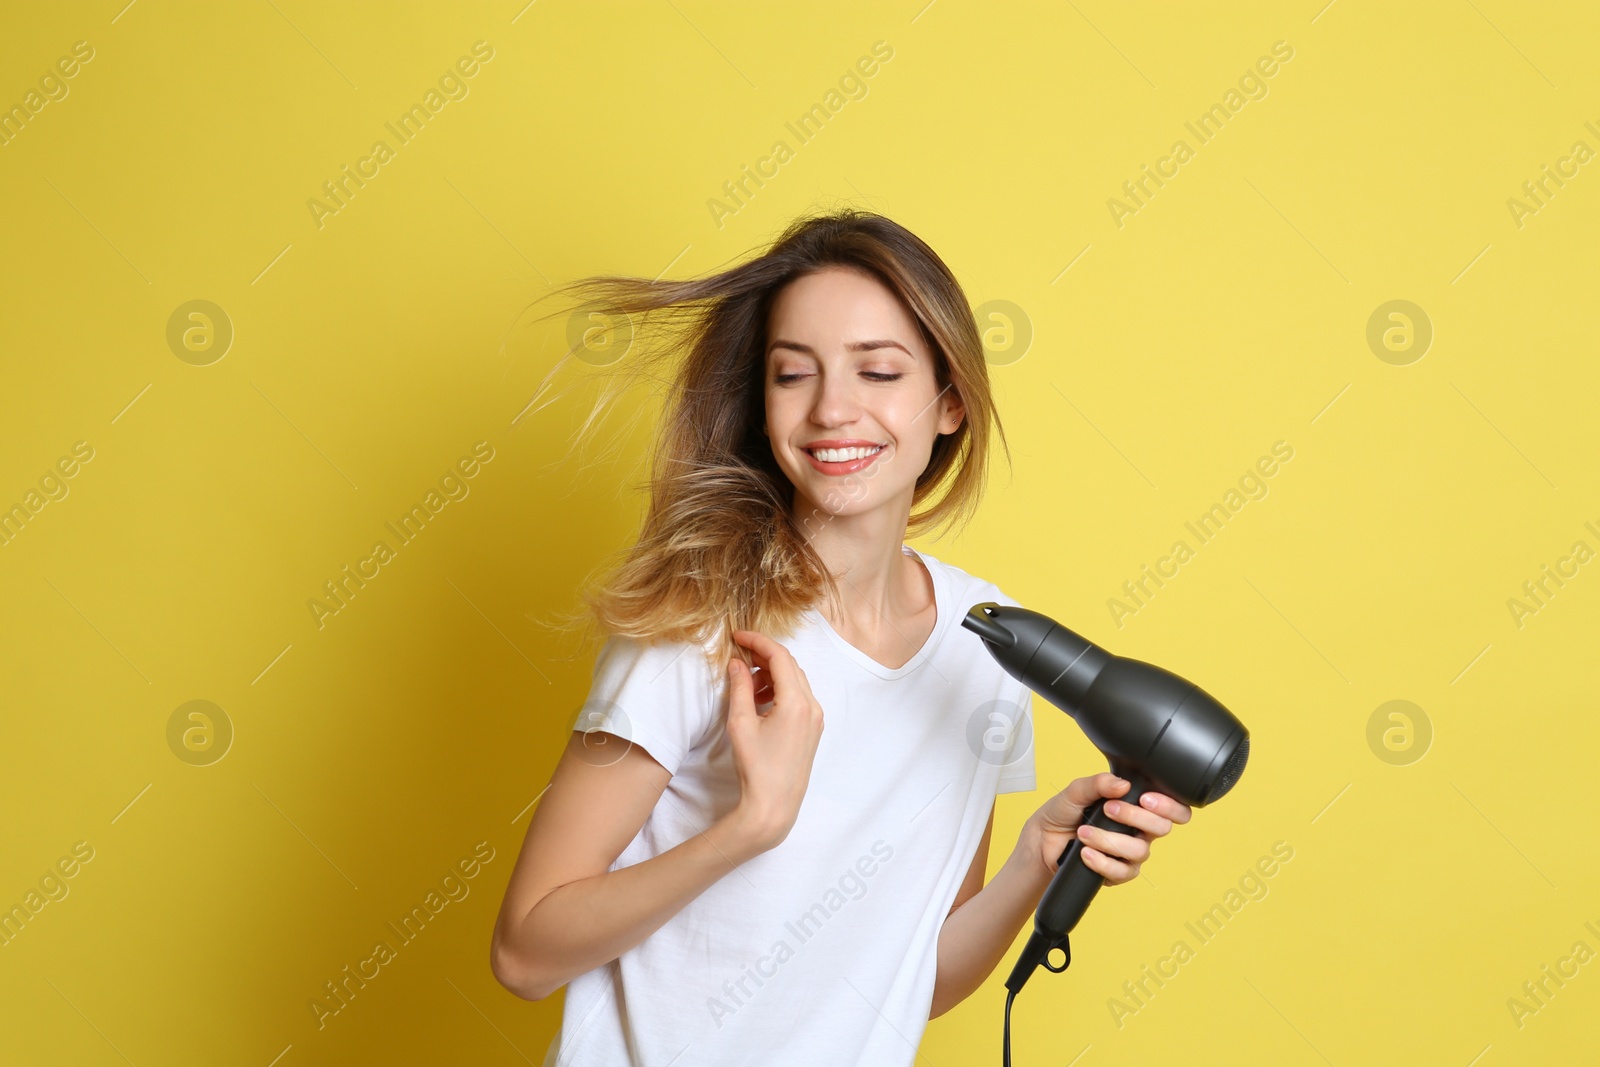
[929,774,1190,1019]
[492,631,826,1001]
[928,813,1054,1018]
[490,730,773,1001]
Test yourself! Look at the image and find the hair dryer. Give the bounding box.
[960,601,1251,1000]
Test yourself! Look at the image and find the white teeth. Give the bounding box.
[809,445,883,463]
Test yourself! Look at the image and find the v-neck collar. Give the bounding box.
[810,544,948,680]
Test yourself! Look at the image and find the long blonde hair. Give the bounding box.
[523,208,1010,672]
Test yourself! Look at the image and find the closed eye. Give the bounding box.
[773,372,904,384]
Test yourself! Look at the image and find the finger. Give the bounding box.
[787,660,817,699]
[725,656,754,715]
[1035,773,1134,836]
[730,634,771,674]
[725,650,775,707]
[733,630,803,696]
[1104,798,1173,839]
[1136,791,1193,825]
[733,630,790,671]
[1061,772,1132,811]
[1078,823,1151,865]
[723,659,758,735]
[1081,845,1139,885]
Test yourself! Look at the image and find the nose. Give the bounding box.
[809,363,863,428]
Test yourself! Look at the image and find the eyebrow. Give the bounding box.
[767,339,915,358]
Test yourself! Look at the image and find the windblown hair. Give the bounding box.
[524,208,1010,673]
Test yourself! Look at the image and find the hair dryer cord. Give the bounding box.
[1002,929,1071,1065]
[1003,987,1014,1067]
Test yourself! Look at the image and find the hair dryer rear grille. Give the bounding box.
[1206,736,1250,803]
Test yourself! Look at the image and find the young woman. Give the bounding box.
[490,210,1192,1066]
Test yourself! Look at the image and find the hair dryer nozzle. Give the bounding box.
[962,602,1106,708]
[961,603,1017,650]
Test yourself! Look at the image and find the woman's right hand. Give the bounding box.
[723,629,825,853]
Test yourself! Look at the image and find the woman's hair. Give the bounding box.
[524,208,1010,672]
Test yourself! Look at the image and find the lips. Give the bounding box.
[803,439,885,453]
[802,442,887,476]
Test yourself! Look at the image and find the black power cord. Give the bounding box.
[1003,988,1016,1067]
[1002,930,1071,1065]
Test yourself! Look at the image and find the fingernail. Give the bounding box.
[1141,794,1157,808]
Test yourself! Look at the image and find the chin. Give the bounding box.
[804,485,900,518]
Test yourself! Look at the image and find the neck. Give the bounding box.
[789,488,920,631]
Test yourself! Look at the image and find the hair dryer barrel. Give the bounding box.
[963,603,1249,807]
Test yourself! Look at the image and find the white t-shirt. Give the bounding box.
[545,544,1037,1067]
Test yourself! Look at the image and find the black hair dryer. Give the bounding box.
[961,601,1251,1002]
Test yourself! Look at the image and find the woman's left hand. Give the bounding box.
[1026,772,1192,886]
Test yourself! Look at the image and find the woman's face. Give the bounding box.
[763,265,964,524]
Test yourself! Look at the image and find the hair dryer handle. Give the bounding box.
[1038,777,1149,938]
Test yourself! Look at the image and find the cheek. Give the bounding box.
[765,390,801,434]
[887,397,937,445]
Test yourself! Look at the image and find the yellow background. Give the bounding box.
[2,1,1596,1064]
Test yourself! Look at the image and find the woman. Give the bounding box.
[490,209,1191,1066]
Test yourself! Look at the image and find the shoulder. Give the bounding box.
[586,634,725,777]
[914,549,1020,612]
[593,632,720,683]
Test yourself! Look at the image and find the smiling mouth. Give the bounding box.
[802,444,888,475]
[804,444,886,462]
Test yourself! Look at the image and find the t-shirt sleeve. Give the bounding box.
[572,635,719,778]
[989,583,1037,795]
